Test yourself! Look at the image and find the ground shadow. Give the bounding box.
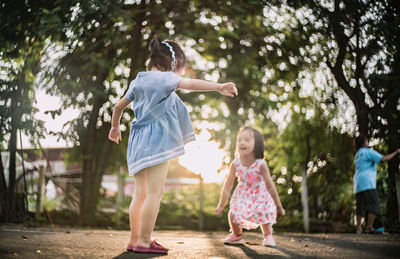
[283,233,400,258]
[113,251,167,259]
[206,233,265,259]
[207,232,306,259]
[224,243,265,258]
[274,246,318,259]
[225,242,312,259]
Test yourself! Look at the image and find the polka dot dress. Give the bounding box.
[230,158,277,230]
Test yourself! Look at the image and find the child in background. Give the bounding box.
[109,35,237,254]
[353,134,399,234]
[215,126,285,247]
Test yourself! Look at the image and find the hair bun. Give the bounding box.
[149,35,162,53]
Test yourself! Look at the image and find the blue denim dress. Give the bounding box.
[124,71,195,175]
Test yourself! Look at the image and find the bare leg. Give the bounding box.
[261,223,273,236]
[365,213,376,232]
[128,170,146,246]
[136,162,169,248]
[228,210,242,236]
[261,223,276,246]
[356,215,363,234]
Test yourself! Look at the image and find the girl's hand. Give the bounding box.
[277,206,286,218]
[218,82,238,97]
[108,127,122,144]
[214,206,224,216]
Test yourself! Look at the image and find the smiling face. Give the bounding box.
[237,129,256,158]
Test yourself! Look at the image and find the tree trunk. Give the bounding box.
[226,69,241,162]
[326,2,369,137]
[79,94,106,225]
[198,176,204,231]
[385,39,400,232]
[301,169,310,233]
[7,83,22,221]
[228,121,238,162]
[385,97,400,232]
[79,88,114,225]
[386,145,399,231]
[301,135,311,233]
[0,150,9,221]
[390,149,400,231]
[326,63,369,137]
[116,166,125,210]
[127,1,146,81]
[35,165,45,218]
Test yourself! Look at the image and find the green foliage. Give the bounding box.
[263,93,354,229]
[285,0,400,232]
[0,0,74,147]
[43,196,64,212]
[158,183,229,230]
[182,2,311,158]
[111,208,125,226]
[0,0,75,222]
[3,0,398,230]
[39,0,315,222]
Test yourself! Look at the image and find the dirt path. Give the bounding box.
[1,226,399,258]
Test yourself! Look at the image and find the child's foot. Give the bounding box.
[130,240,168,254]
[223,233,243,245]
[364,228,382,234]
[262,234,276,247]
[126,241,136,251]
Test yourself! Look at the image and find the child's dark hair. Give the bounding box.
[148,35,186,71]
[239,126,265,159]
[354,134,368,150]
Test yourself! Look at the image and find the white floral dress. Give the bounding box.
[230,158,277,229]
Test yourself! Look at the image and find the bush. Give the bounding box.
[157,183,229,230]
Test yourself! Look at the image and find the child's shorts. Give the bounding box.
[355,189,380,217]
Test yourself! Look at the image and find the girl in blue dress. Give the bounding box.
[108,35,237,254]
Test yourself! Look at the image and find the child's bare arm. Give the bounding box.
[381,148,400,162]
[108,97,131,144]
[178,79,237,97]
[214,163,236,215]
[260,160,285,218]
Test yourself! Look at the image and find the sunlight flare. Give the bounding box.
[179,130,227,183]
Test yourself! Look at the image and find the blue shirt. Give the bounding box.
[354,147,383,193]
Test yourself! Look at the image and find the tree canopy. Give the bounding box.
[1,0,399,231]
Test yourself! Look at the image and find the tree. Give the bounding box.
[44,0,309,224]
[288,0,400,232]
[0,0,72,221]
[367,1,400,230]
[45,0,130,224]
[45,0,205,224]
[277,96,354,232]
[183,1,310,161]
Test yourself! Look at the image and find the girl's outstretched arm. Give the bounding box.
[260,160,285,218]
[108,97,131,144]
[214,162,237,216]
[178,79,238,97]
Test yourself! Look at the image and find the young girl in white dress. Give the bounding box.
[215,126,285,247]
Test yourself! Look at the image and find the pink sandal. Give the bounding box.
[127,240,169,254]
